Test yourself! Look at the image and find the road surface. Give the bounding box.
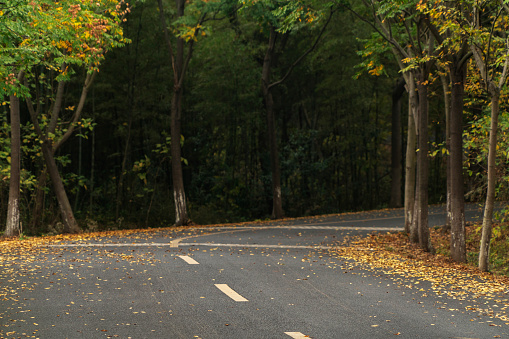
[1,205,508,338]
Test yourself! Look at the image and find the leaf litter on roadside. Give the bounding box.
[329,226,509,325]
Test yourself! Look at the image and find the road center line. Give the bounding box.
[177,255,199,264]
[285,332,309,339]
[180,242,334,250]
[215,284,248,302]
[47,226,402,249]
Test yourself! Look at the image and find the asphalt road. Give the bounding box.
[1,205,508,338]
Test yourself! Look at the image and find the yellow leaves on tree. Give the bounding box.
[178,24,203,42]
[366,60,384,77]
[25,0,130,73]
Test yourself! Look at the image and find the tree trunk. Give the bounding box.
[116,116,132,220]
[31,169,48,231]
[25,69,95,234]
[262,27,284,219]
[5,93,21,237]
[479,88,500,271]
[409,82,420,245]
[157,0,192,226]
[404,77,418,233]
[416,71,432,252]
[440,73,452,232]
[265,89,284,219]
[449,63,467,263]
[41,142,81,233]
[410,179,419,243]
[89,91,96,212]
[171,87,190,226]
[390,78,405,208]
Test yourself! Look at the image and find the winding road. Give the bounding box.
[1,205,508,338]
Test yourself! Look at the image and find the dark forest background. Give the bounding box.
[1,1,459,233]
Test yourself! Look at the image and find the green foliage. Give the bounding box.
[240,0,331,33]
[355,33,391,78]
[464,109,509,200]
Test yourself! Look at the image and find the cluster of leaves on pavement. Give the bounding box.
[329,220,509,327]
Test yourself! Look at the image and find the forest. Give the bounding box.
[1,0,509,270]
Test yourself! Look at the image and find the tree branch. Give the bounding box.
[268,8,334,90]
[157,0,178,87]
[53,71,97,151]
[48,79,65,135]
[177,13,208,90]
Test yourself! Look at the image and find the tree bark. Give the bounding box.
[41,142,81,233]
[478,87,500,271]
[262,27,284,219]
[440,73,452,232]
[157,0,195,226]
[390,78,405,208]
[405,76,418,234]
[31,169,47,231]
[416,70,432,252]
[5,93,21,237]
[170,87,190,226]
[469,4,509,271]
[449,63,467,263]
[116,117,132,220]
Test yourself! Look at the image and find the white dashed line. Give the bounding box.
[285,332,309,339]
[178,255,199,264]
[215,284,248,302]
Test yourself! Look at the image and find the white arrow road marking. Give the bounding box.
[285,332,310,339]
[177,255,199,264]
[215,284,248,302]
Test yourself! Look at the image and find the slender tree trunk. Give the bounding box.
[171,87,189,226]
[262,27,284,219]
[416,71,432,252]
[257,11,332,219]
[410,186,419,243]
[409,78,420,244]
[31,169,47,230]
[41,142,81,233]
[440,73,452,232]
[5,93,21,236]
[157,0,193,226]
[405,77,418,234]
[116,116,132,220]
[390,78,405,208]
[74,136,82,212]
[265,89,284,219]
[479,89,500,271]
[449,63,467,263]
[89,90,96,211]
